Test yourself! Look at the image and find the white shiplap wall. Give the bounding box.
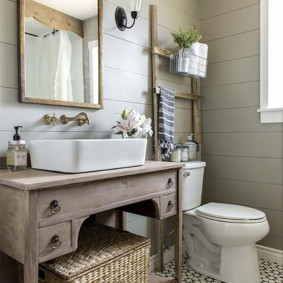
[0,0,199,253]
[199,0,283,250]
[0,0,199,157]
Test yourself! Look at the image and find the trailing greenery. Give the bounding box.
[171,27,202,49]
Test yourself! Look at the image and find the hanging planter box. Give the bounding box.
[169,42,208,78]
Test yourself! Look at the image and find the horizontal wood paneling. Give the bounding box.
[200,4,259,41]
[204,155,283,185]
[199,0,259,20]
[202,81,259,110]
[202,107,283,133]
[203,178,283,212]
[259,235,283,250]
[203,56,259,88]
[202,132,283,158]
[0,0,197,159]
[0,0,198,258]
[206,29,259,64]
[0,43,17,88]
[201,0,283,250]
[0,0,17,45]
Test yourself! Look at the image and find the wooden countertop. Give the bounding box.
[0,161,183,191]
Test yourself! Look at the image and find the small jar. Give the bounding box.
[7,141,27,172]
[171,144,181,162]
[181,145,189,162]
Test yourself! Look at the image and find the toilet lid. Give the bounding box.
[196,203,266,222]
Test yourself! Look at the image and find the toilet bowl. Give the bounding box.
[182,162,270,283]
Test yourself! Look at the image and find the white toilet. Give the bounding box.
[182,161,270,283]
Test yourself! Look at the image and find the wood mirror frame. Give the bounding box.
[18,0,104,109]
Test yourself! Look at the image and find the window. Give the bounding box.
[258,0,283,123]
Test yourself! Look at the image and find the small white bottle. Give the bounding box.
[183,133,197,161]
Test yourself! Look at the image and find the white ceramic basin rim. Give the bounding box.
[29,139,147,173]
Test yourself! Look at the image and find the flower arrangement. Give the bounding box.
[112,108,153,139]
[171,27,202,49]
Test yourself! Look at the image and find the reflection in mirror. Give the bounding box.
[20,0,103,108]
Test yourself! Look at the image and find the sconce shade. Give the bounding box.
[130,0,143,12]
[115,0,143,31]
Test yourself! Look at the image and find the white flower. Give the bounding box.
[113,108,153,138]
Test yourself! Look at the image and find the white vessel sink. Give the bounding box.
[29,139,147,173]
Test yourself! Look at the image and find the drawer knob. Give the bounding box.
[51,235,62,250]
[167,178,174,188]
[50,200,61,214]
[167,201,174,211]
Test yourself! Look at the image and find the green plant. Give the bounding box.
[171,27,202,49]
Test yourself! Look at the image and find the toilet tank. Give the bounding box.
[182,161,206,211]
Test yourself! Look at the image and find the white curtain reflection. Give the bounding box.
[54,31,73,101]
[26,30,75,101]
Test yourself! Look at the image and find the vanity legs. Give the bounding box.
[157,219,164,271]
[24,191,39,283]
[175,169,183,282]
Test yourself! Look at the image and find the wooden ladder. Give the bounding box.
[150,5,203,273]
[150,5,202,162]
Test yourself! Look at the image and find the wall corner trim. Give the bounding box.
[150,243,283,271]
[256,244,283,265]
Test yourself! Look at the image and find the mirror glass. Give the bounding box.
[20,0,103,108]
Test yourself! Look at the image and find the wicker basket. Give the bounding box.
[19,224,151,283]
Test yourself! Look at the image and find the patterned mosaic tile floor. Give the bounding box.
[155,255,283,283]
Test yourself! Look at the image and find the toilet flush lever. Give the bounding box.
[184,172,190,177]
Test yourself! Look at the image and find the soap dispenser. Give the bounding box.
[7,126,27,172]
[183,133,197,161]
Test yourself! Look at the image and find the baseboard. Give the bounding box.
[150,243,283,272]
[150,243,187,272]
[150,247,176,272]
[256,244,283,265]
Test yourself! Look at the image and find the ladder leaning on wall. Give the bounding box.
[150,4,202,271]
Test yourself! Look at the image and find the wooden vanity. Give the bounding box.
[0,161,183,283]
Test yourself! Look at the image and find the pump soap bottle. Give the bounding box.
[7,126,27,172]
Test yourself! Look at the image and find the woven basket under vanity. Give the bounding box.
[19,224,151,283]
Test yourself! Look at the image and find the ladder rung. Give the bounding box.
[154,88,201,100]
[153,46,171,58]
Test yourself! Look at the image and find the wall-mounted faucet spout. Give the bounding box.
[60,112,90,126]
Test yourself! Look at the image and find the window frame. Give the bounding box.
[258,0,283,123]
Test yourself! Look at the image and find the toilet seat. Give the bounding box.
[196,203,267,223]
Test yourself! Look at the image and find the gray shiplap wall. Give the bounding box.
[199,0,283,250]
[0,0,199,157]
[0,0,199,253]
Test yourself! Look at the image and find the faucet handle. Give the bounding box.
[43,113,58,125]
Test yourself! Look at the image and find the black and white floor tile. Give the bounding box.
[155,254,283,283]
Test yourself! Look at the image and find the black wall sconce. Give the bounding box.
[115,0,143,31]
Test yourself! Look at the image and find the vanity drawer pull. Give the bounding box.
[167,200,174,211]
[51,235,62,250]
[50,200,61,214]
[167,178,174,188]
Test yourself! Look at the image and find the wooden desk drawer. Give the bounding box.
[38,170,177,220]
[39,222,71,258]
[161,193,177,217]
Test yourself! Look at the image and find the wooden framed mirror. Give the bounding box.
[18,0,103,109]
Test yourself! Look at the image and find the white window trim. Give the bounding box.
[258,0,283,123]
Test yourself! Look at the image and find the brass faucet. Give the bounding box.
[43,113,58,125]
[60,112,90,126]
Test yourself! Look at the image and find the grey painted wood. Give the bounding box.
[0,185,26,263]
[0,162,183,282]
[0,161,182,190]
[200,0,283,250]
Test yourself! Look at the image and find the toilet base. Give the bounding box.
[188,244,261,283]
